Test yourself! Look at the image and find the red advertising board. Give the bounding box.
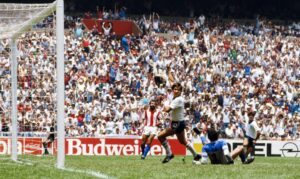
[0,138,186,156]
[0,138,43,155]
[65,138,185,156]
[82,19,134,36]
[23,138,43,155]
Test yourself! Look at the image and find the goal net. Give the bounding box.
[0,0,65,168]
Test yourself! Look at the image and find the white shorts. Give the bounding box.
[143,126,157,136]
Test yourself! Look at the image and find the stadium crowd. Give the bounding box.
[0,13,300,141]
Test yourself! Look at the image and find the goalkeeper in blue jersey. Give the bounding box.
[192,123,209,145]
[194,128,234,165]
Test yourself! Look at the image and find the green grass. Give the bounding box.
[1,155,300,179]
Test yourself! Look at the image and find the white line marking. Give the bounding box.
[0,157,11,161]
[59,167,115,179]
[0,157,114,179]
[14,160,34,166]
[0,163,22,166]
[0,157,33,165]
[0,158,32,166]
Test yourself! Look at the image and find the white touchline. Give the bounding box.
[59,167,115,179]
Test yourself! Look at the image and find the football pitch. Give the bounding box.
[0,156,299,179]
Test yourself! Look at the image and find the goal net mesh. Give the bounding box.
[0,2,58,163]
[0,2,56,40]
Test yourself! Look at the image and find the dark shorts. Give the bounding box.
[208,151,228,165]
[171,121,186,134]
[47,136,55,142]
[245,135,254,148]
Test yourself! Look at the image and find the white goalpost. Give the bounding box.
[56,0,65,169]
[0,0,65,168]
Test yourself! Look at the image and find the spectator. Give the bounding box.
[0,13,299,141]
[121,34,131,53]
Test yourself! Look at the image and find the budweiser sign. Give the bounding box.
[66,138,185,156]
[67,138,145,155]
[0,138,186,156]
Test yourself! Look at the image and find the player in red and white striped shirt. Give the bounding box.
[141,100,162,159]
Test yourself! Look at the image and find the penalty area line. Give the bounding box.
[59,167,115,179]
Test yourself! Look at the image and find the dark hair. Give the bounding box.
[207,128,219,142]
[193,127,202,135]
[150,99,156,105]
[171,82,182,91]
[248,111,256,117]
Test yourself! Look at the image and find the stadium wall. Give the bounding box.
[192,139,300,157]
[0,137,185,156]
[1,137,299,157]
[82,19,142,36]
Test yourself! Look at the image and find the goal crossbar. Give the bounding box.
[0,1,56,40]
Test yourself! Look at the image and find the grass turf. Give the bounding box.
[0,155,299,179]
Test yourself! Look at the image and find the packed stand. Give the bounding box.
[0,14,300,141]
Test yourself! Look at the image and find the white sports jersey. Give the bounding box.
[170,96,185,121]
[245,120,261,139]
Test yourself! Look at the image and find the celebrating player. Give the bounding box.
[158,83,201,163]
[140,100,162,159]
[231,111,261,164]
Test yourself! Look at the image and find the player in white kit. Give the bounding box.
[158,83,201,163]
[231,111,261,164]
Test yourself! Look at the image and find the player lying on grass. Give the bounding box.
[194,128,234,165]
[231,111,261,164]
[192,123,209,145]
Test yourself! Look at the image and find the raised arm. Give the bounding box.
[155,13,160,20]
[167,65,175,86]
[177,25,183,34]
